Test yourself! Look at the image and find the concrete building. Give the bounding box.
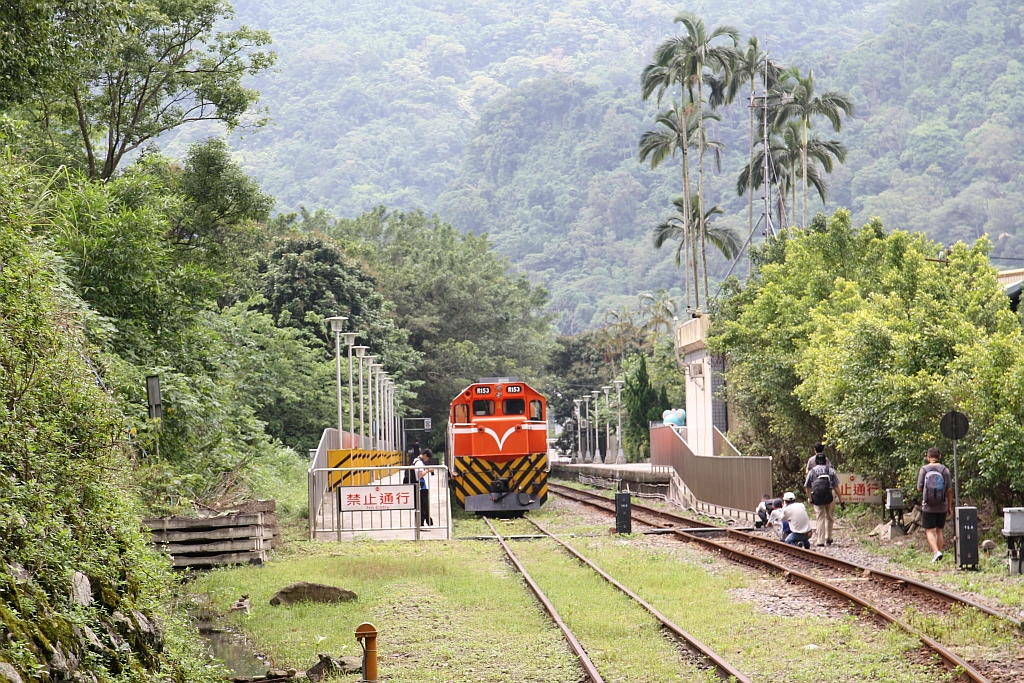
[673,313,737,457]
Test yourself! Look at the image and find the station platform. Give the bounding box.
[550,462,670,498]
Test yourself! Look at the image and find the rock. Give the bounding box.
[304,654,362,682]
[81,625,105,651]
[0,662,23,683]
[132,610,163,651]
[286,669,298,677]
[269,583,356,607]
[266,669,291,679]
[7,563,30,582]
[71,572,91,607]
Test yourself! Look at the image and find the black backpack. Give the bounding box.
[810,465,834,505]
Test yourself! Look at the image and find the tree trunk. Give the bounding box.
[802,117,808,229]
[748,82,755,272]
[697,69,709,307]
[680,103,691,314]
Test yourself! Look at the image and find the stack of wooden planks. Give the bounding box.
[144,500,281,568]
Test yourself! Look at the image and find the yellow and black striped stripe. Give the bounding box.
[451,453,548,507]
[325,449,403,490]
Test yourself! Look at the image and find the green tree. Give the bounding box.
[773,66,853,228]
[623,354,667,461]
[37,0,275,179]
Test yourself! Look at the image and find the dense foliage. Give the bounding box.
[713,209,1024,506]
[0,169,218,682]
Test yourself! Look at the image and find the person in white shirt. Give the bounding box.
[780,492,812,548]
[755,494,772,528]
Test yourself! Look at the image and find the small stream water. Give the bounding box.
[198,622,271,678]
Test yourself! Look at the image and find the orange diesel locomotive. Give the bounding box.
[447,378,549,513]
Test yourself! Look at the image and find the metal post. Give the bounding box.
[344,333,357,448]
[603,386,611,465]
[354,623,378,683]
[614,379,625,464]
[953,439,961,508]
[573,399,582,463]
[326,317,348,449]
[365,356,376,450]
[583,396,592,463]
[353,346,368,448]
[592,389,602,463]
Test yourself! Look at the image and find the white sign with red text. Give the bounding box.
[836,473,883,504]
[340,485,417,511]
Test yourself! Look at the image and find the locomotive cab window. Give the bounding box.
[454,404,469,424]
[502,398,525,415]
[472,399,495,416]
[529,400,543,421]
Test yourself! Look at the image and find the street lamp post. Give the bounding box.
[352,346,368,448]
[343,333,357,446]
[573,399,582,463]
[603,386,611,466]
[591,389,601,463]
[326,317,348,450]
[583,395,592,463]
[365,357,377,449]
[614,379,626,464]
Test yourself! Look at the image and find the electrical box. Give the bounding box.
[885,489,905,510]
[615,492,632,535]
[955,506,979,569]
[1003,508,1024,534]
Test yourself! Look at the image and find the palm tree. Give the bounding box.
[773,66,853,228]
[654,195,742,279]
[737,122,846,227]
[639,291,678,345]
[672,12,739,306]
[639,107,722,310]
[727,37,781,239]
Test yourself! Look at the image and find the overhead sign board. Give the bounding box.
[836,473,883,504]
[339,485,416,512]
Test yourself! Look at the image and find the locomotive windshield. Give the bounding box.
[502,398,525,415]
[454,404,469,423]
[472,399,495,416]
[529,400,543,421]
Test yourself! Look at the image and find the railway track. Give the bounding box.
[482,516,750,683]
[549,482,1024,683]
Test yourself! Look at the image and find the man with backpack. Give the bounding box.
[804,450,844,546]
[917,447,953,562]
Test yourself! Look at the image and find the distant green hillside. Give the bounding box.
[833,0,1024,264]
[165,0,899,330]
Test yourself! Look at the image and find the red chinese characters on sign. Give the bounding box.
[835,473,883,504]
[339,485,417,511]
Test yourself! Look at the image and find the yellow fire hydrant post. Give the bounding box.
[355,622,378,683]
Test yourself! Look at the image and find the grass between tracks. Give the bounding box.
[529,503,957,683]
[508,537,719,683]
[190,538,580,682]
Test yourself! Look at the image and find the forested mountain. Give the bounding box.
[833,0,1024,261]
[163,0,897,331]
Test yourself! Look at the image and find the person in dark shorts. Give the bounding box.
[917,447,953,562]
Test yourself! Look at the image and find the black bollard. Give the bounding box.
[615,491,631,534]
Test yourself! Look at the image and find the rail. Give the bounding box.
[552,484,1021,683]
[524,517,751,683]
[482,517,604,683]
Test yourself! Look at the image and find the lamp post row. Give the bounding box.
[570,381,625,465]
[326,317,399,451]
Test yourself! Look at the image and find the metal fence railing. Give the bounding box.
[650,423,772,513]
[309,464,452,541]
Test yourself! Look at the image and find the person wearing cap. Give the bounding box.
[779,492,812,548]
